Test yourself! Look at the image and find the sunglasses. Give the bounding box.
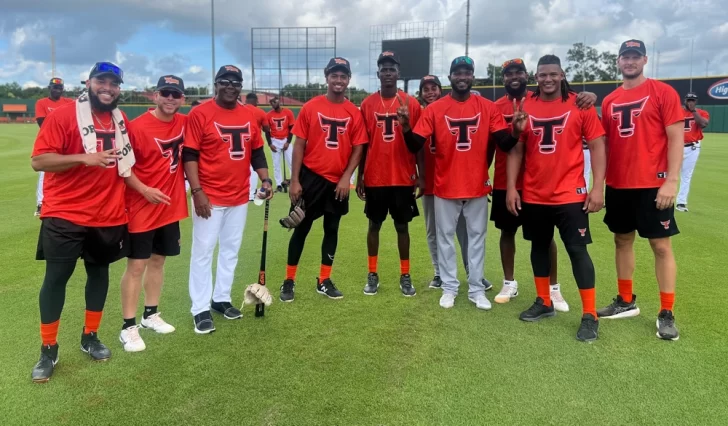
[452,56,474,65]
[502,58,525,68]
[91,62,124,81]
[216,79,242,88]
[50,78,64,85]
[159,89,183,99]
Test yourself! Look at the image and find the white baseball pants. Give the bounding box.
[270,137,292,186]
[677,143,701,206]
[36,172,44,205]
[583,148,592,190]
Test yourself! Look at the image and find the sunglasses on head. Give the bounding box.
[216,79,242,88]
[92,62,124,81]
[50,78,64,85]
[159,89,183,99]
[502,58,524,68]
[452,56,473,65]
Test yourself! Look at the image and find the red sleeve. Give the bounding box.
[408,95,422,128]
[488,102,508,134]
[292,105,309,140]
[413,105,434,139]
[251,119,263,149]
[184,109,204,151]
[660,85,684,128]
[287,109,295,126]
[582,107,606,141]
[32,111,66,156]
[700,109,710,120]
[35,100,46,118]
[351,111,368,146]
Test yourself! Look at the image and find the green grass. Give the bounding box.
[1,124,727,425]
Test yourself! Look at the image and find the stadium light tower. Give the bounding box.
[211,0,216,87]
[465,0,470,56]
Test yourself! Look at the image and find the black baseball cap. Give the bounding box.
[215,65,243,81]
[619,39,647,57]
[156,75,185,93]
[450,56,475,74]
[377,51,400,66]
[685,92,698,100]
[88,61,124,83]
[419,75,442,91]
[49,78,64,86]
[501,58,527,74]
[325,57,352,75]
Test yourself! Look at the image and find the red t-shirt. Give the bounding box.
[602,79,684,189]
[266,108,295,140]
[683,108,709,143]
[422,107,437,195]
[32,102,129,227]
[493,93,532,190]
[292,95,368,183]
[360,91,422,187]
[185,100,264,206]
[126,111,189,233]
[520,93,605,205]
[35,97,74,119]
[413,94,507,199]
[244,104,268,130]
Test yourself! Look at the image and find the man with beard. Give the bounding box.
[265,96,295,192]
[279,57,367,302]
[243,92,271,201]
[183,65,273,334]
[118,75,188,352]
[506,55,606,341]
[357,51,422,296]
[30,62,131,382]
[598,40,684,341]
[676,92,709,212]
[33,78,74,216]
[411,56,523,309]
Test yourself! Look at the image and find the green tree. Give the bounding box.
[565,42,619,82]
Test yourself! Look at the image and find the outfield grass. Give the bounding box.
[1,124,727,425]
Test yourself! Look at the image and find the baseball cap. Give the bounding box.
[215,65,243,81]
[501,58,527,74]
[156,75,185,93]
[450,56,475,74]
[325,57,352,75]
[88,62,124,83]
[377,51,400,66]
[49,78,64,86]
[419,75,442,91]
[619,39,647,57]
[685,92,698,100]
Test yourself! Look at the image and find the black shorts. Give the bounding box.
[36,217,130,265]
[364,186,419,224]
[522,202,592,245]
[490,189,522,232]
[296,166,348,221]
[603,186,679,239]
[128,222,181,259]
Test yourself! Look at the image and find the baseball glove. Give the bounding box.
[279,199,305,229]
[244,283,273,306]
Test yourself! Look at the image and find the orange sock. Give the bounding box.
[535,277,551,306]
[660,292,675,312]
[368,256,378,273]
[579,288,597,318]
[84,310,103,334]
[400,259,410,275]
[286,265,298,280]
[320,265,332,281]
[40,320,59,346]
[618,279,633,303]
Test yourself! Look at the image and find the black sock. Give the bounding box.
[143,305,158,319]
[123,318,136,330]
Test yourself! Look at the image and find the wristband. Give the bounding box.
[191,187,203,195]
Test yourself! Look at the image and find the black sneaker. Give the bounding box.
[576,314,599,342]
[597,294,640,319]
[276,185,283,193]
[194,311,216,334]
[676,204,688,212]
[34,204,41,217]
[400,274,416,297]
[211,301,242,319]
[317,278,343,299]
[363,273,379,295]
[519,298,556,322]
[80,330,111,361]
[429,275,443,289]
[656,310,680,341]
[31,343,58,383]
[280,279,295,302]
[482,278,493,291]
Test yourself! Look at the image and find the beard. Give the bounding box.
[451,81,473,95]
[504,80,527,98]
[89,89,119,112]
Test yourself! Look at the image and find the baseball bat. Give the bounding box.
[282,148,288,193]
[255,197,270,317]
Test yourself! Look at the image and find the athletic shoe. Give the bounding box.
[280,279,295,302]
[656,310,680,341]
[80,330,111,361]
[211,301,243,319]
[276,185,283,193]
[576,314,599,342]
[141,313,175,334]
[597,295,640,319]
[119,325,146,352]
[193,311,215,334]
[468,293,492,310]
[400,274,416,297]
[676,204,688,212]
[363,273,379,295]
[494,281,518,303]
[482,278,493,291]
[550,284,569,312]
[34,204,41,217]
[439,292,456,309]
[429,275,443,289]
[31,343,58,383]
[519,298,556,322]
[317,278,343,299]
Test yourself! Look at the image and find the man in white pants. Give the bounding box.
[183,65,273,334]
[243,93,271,201]
[264,97,295,191]
[583,137,592,189]
[677,92,710,212]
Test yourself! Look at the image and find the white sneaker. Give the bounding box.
[550,284,569,312]
[440,293,456,309]
[494,280,518,303]
[119,325,146,352]
[141,312,176,334]
[468,293,492,310]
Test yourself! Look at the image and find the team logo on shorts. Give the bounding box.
[660,220,671,230]
[578,228,587,237]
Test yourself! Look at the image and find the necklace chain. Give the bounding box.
[379,90,399,117]
[92,111,113,131]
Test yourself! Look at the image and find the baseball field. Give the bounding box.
[1,124,726,425]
